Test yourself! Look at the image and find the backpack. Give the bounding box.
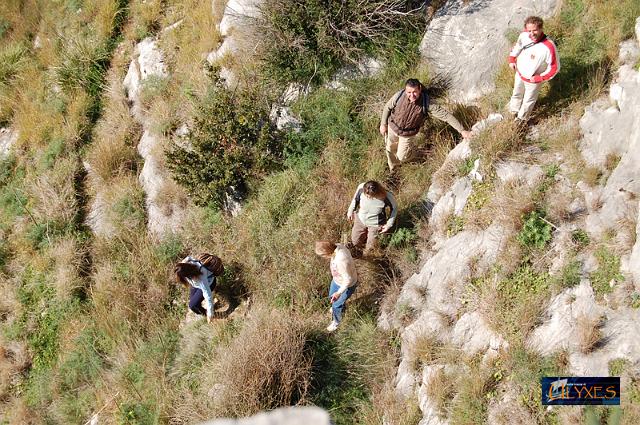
[196,253,224,276]
[393,88,430,117]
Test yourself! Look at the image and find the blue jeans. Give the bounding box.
[329,280,357,324]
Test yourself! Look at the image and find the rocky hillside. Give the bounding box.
[1,0,639,424]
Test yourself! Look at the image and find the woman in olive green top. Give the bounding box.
[346,180,397,255]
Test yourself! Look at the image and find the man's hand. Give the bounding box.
[379,124,387,136]
[330,293,341,303]
[460,130,473,140]
[346,211,354,221]
[531,75,543,83]
[509,63,516,71]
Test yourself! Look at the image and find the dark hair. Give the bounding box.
[175,262,201,287]
[363,180,386,198]
[524,16,543,28]
[405,78,422,89]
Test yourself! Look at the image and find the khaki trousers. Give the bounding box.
[351,215,379,253]
[385,127,416,171]
[509,74,542,120]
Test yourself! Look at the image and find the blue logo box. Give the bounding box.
[541,377,620,405]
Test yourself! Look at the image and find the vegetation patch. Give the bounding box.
[517,210,553,250]
[257,0,425,84]
[590,246,624,297]
[166,73,283,209]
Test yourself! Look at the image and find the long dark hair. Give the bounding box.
[363,180,387,199]
[175,262,201,287]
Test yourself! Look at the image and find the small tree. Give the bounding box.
[166,75,282,209]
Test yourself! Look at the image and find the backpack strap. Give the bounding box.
[392,88,430,117]
[390,89,405,112]
[521,34,547,51]
[421,92,430,117]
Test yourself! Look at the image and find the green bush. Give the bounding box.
[119,402,157,425]
[387,227,417,248]
[258,0,425,84]
[166,74,283,209]
[557,259,582,288]
[517,211,552,249]
[571,228,590,248]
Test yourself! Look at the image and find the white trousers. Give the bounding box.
[509,74,542,120]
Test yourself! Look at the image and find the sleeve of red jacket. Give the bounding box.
[538,38,560,82]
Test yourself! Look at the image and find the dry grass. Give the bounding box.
[470,120,522,170]
[128,0,165,40]
[365,384,423,425]
[202,308,311,417]
[28,156,79,224]
[577,314,604,354]
[0,338,30,400]
[465,179,535,233]
[12,68,62,151]
[47,237,86,301]
[88,84,140,185]
[154,178,190,215]
[426,366,457,419]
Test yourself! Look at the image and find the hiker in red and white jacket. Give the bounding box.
[508,16,560,122]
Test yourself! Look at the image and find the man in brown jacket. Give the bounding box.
[380,78,472,171]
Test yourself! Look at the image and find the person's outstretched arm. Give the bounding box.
[430,104,472,139]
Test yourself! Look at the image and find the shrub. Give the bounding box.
[257,0,425,84]
[517,210,552,249]
[387,227,417,248]
[557,259,582,288]
[166,74,283,209]
[571,228,590,248]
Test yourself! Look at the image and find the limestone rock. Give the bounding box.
[123,37,168,121]
[0,127,18,158]
[527,281,604,356]
[325,57,384,90]
[487,382,536,425]
[416,365,448,425]
[578,35,640,254]
[429,176,472,239]
[420,0,558,103]
[471,112,503,134]
[122,37,189,237]
[619,39,640,66]
[270,106,302,132]
[425,140,472,204]
[495,161,543,186]
[218,0,262,37]
[208,0,263,88]
[199,406,331,425]
[450,312,508,356]
[568,308,640,376]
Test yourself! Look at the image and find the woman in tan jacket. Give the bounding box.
[315,241,358,332]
